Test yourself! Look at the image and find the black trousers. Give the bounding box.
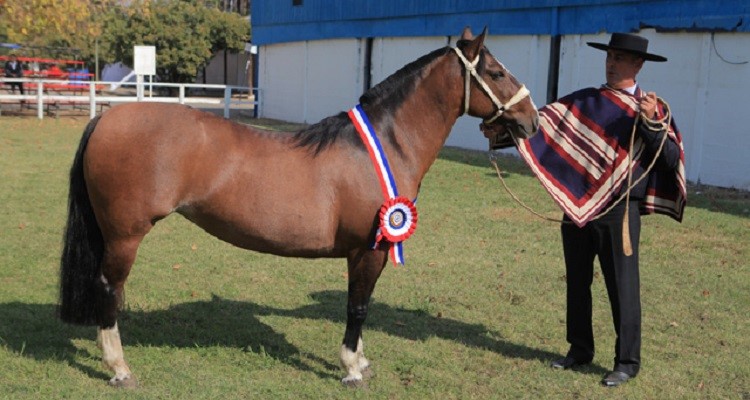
[6,81,24,95]
[561,200,641,376]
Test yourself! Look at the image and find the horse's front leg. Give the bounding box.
[340,247,388,387]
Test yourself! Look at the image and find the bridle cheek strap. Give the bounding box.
[452,47,530,124]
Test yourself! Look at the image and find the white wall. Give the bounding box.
[259,39,362,123]
[258,31,750,190]
[305,39,364,122]
[260,42,306,121]
[370,36,449,82]
[687,33,750,189]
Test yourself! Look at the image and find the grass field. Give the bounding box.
[0,115,748,399]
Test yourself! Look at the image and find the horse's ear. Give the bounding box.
[462,26,487,61]
[460,26,474,41]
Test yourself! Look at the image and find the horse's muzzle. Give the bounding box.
[517,113,539,139]
[480,114,538,150]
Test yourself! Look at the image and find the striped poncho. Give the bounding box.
[517,86,686,227]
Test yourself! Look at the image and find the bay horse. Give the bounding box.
[59,27,538,387]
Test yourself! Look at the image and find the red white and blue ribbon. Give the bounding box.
[348,104,418,265]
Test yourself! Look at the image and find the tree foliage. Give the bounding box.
[100,0,250,83]
[1,0,111,58]
[1,0,250,83]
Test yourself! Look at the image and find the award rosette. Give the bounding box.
[378,196,417,243]
[349,104,419,265]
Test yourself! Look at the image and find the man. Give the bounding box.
[4,54,25,95]
[514,33,687,387]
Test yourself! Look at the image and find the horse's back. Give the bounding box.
[87,103,225,186]
[93,102,227,145]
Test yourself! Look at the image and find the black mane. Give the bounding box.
[359,46,451,109]
[292,112,360,155]
[293,46,452,155]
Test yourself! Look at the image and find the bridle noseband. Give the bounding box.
[453,47,530,124]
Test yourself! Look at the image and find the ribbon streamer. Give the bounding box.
[348,105,418,265]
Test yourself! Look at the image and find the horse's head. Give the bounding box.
[454,27,539,144]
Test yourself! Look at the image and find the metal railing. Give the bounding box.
[0,78,260,119]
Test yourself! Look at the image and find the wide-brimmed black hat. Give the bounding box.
[587,33,667,62]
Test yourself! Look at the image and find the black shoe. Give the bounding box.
[550,356,591,369]
[601,371,631,387]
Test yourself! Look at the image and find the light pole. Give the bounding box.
[95,37,99,81]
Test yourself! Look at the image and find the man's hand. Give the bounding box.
[639,92,658,119]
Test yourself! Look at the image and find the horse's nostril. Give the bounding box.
[530,116,540,134]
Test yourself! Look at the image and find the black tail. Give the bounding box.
[59,115,104,325]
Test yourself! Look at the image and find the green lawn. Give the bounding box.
[0,115,747,399]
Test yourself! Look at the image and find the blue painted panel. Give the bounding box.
[252,0,750,45]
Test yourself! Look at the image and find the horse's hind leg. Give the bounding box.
[98,323,136,388]
[340,247,388,387]
[95,235,144,388]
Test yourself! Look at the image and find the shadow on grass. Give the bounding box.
[0,291,606,383]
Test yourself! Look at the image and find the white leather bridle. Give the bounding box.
[452,47,531,124]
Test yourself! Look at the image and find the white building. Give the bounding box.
[252,1,750,190]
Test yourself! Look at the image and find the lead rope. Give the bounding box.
[621,112,640,255]
[490,97,673,255]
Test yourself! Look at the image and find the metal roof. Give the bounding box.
[252,0,750,45]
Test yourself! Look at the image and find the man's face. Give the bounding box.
[605,50,644,89]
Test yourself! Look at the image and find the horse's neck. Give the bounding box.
[388,63,463,188]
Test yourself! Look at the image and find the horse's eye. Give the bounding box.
[489,71,505,80]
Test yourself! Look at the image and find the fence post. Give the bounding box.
[223,86,231,119]
[37,81,43,120]
[136,75,144,101]
[179,85,185,104]
[89,82,96,119]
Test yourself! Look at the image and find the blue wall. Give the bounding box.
[252,0,750,45]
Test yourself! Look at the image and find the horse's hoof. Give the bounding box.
[108,375,138,389]
[341,376,366,388]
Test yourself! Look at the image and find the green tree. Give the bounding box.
[99,0,250,84]
[1,0,112,59]
[1,0,250,83]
